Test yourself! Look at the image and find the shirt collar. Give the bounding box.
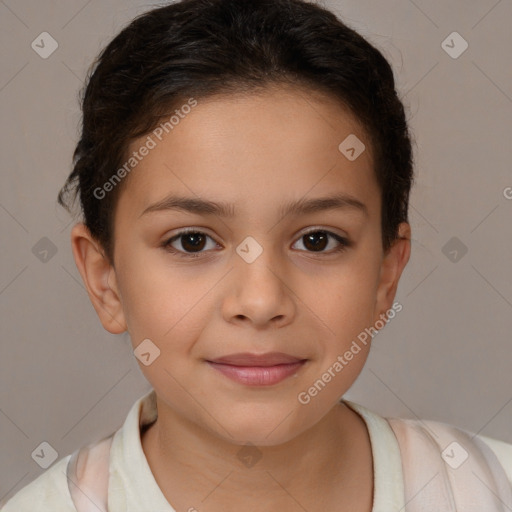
[343,399,406,511]
[110,389,406,511]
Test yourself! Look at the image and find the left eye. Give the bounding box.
[162,229,350,258]
[292,230,350,253]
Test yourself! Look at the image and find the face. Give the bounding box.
[73,85,410,446]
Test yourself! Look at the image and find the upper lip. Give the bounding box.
[207,352,307,367]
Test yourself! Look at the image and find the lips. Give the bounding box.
[209,352,304,366]
[206,352,308,386]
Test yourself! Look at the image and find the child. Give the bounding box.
[2,0,511,510]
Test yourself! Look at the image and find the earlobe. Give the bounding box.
[374,222,411,322]
[70,223,127,334]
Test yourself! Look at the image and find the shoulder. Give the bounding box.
[0,455,76,512]
[477,433,512,484]
[389,415,512,486]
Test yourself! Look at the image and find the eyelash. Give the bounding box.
[161,228,351,259]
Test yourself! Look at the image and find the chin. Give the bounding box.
[211,405,309,447]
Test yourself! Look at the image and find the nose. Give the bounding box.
[221,241,296,329]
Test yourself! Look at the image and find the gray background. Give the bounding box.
[1,0,511,504]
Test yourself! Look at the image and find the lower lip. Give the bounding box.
[206,361,306,386]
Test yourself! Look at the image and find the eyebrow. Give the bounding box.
[139,193,368,219]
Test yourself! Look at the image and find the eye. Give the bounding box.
[292,229,351,254]
[161,227,351,259]
[162,229,219,258]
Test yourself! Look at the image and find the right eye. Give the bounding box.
[162,229,220,258]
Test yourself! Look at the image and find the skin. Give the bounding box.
[71,84,411,512]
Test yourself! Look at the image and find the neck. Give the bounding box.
[141,398,374,512]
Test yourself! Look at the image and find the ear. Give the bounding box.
[373,222,411,323]
[70,223,127,334]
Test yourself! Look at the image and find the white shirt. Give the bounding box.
[2,389,511,511]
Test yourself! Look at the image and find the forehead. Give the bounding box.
[117,85,379,220]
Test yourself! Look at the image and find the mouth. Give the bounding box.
[205,352,308,386]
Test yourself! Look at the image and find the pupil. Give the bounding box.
[304,231,327,251]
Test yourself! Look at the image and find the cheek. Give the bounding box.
[317,257,381,342]
[115,249,214,347]
[114,247,167,340]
